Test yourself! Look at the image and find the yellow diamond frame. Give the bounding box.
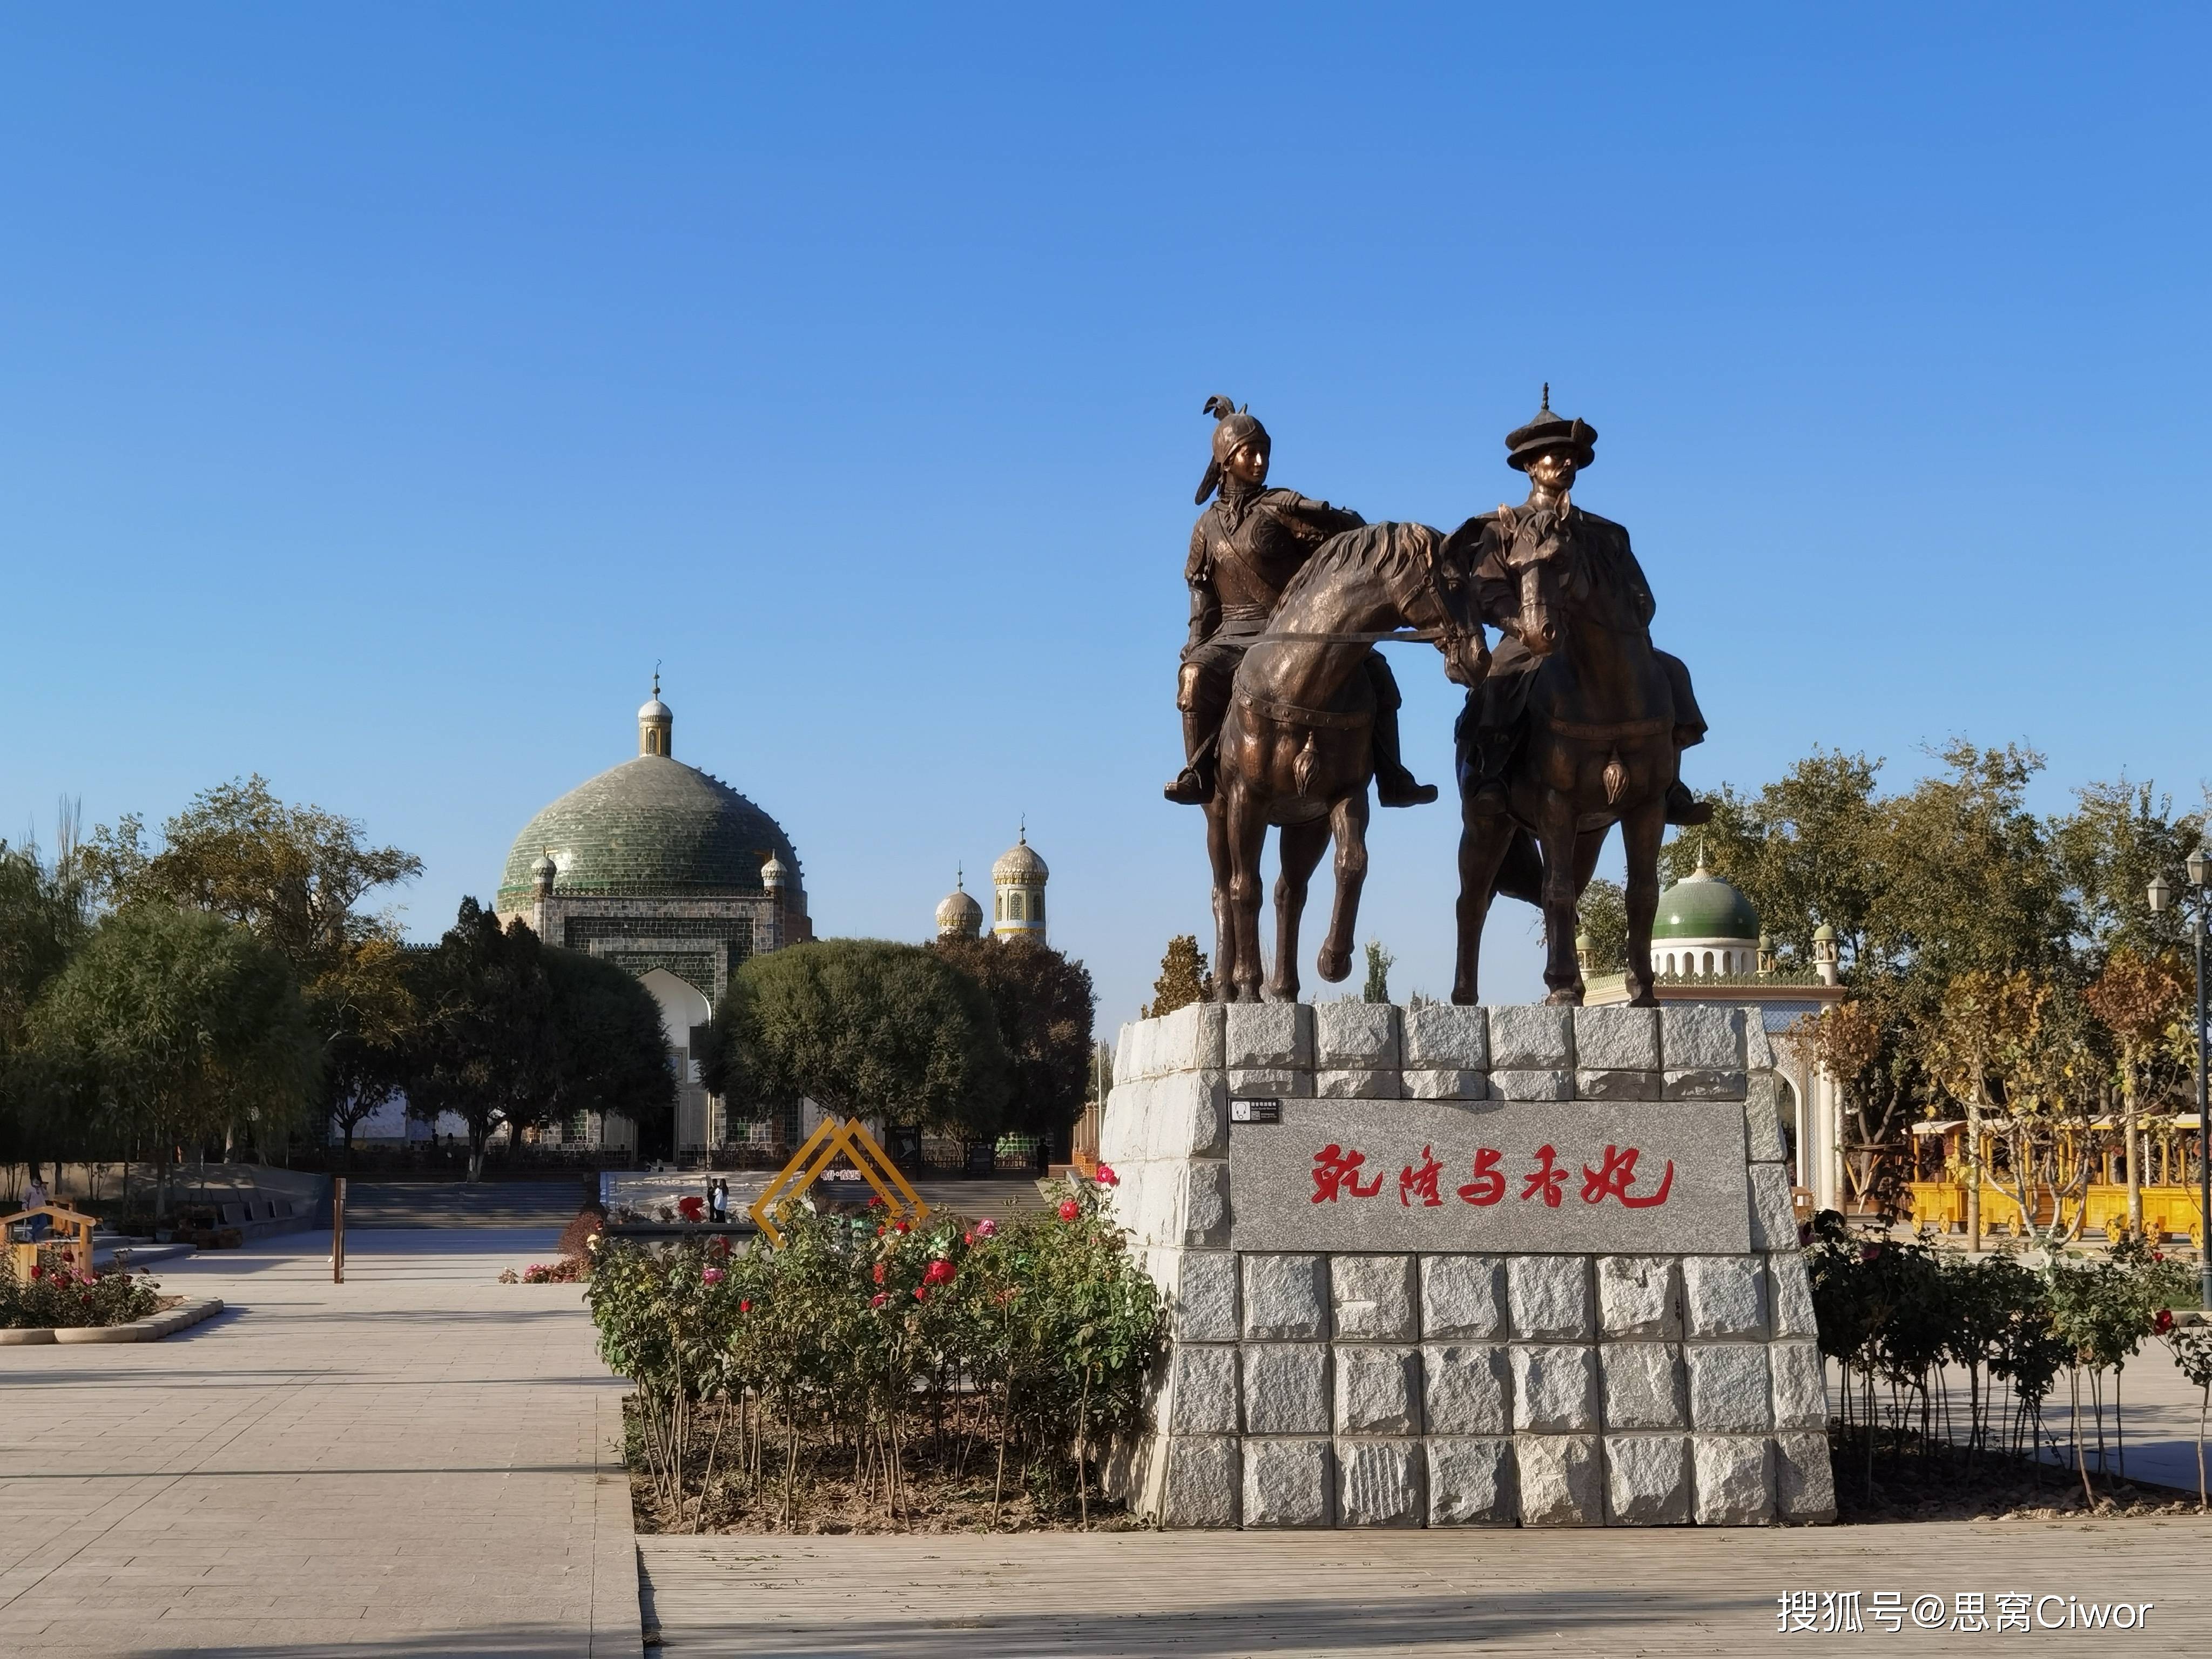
[748,1116,930,1246]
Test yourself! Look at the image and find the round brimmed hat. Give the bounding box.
[1196,394,1271,503]
[1505,383,1596,471]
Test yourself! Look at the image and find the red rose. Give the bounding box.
[868,1195,886,1209]
[677,1196,705,1221]
[924,1259,954,1286]
[870,1292,888,1309]
[1094,1163,1119,1186]
[739,1299,752,1314]
[1057,1199,1080,1222]
[29,1265,41,1280]
[895,1220,911,1235]
[872,1262,886,1285]
[2156,1309,2176,1334]
[913,1286,927,1301]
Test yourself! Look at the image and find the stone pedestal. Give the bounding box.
[1100,1001,1834,1529]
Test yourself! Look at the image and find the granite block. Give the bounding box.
[1242,1437,1333,1527]
[1664,1069,1748,1102]
[1159,1436,1242,1528]
[1508,1256,1591,1341]
[1514,1434,1601,1526]
[1402,1003,1488,1069]
[1687,1345,1772,1433]
[1336,1439,1425,1526]
[1316,1001,1401,1067]
[1422,1343,1511,1435]
[1226,1003,1313,1070]
[1770,1340,1826,1431]
[1577,1069,1664,1101]
[1682,1256,1767,1339]
[1426,1436,1515,1526]
[1316,1069,1402,1099]
[1420,1255,1507,1340]
[1166,1343,1240,1435]
[1114,1020,1146,1088]
[1605,1434,1691,1525]
[1330,1253,1419,1341]
[1744,1021,1777,1072]
[1183,1159,1231,1247]
[1150,1071,1229,1159]
[1152,1001,1226,1074]
[1172,1251,1240,1343]
[1242,1344,1331,1436]
[1601,1343,1685,1431]
[1242,1254,1330,1341]
[1767,1252,1818,1339]
[1097,1079,1146,1166]
[1662,1004,1744,1073]
[1333,1345,1421,1436]
[1509,1345,1599,1433]
[1692,1434,1773,1525]
[1748,1163,1797,1250]
[1491,1068,1573,1102]
[1574,1005,1661,1071]
[1489,1004,1573,1070]
[1404,1068,1488,1101]
[1229,1068,1314,1100]
[1597,1256,1681,1339]
[1744,1073,1788,1163]
[1774,1431,1837,1522]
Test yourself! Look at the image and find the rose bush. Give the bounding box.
[0,1257,162,1329]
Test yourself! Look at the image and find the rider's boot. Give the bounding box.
[1371,700,1439,808]
[1664,780,1714,825]
[1163,710,1216,806]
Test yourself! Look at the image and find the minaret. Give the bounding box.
[639,671,673,758]
[991,822,1049,942]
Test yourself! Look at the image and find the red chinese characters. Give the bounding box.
[1399,1145,1445,1208]
[1312,1141,1676,1213]
[1456,1147,1506,1207]
[1311,1143,1384,1203]
[1581,1143,1675,1209]
[1521,1143,1568,1208]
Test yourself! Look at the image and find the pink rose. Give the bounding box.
[976,1218,997,1238]
[1094,1163,1120,1186]
[703,1266,724,1285]
[869,1292,888,1309]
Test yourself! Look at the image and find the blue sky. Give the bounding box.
[2,6,2206,1026]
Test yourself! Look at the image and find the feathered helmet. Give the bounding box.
[1505,383,1597,473]
[1195,394,1270,504]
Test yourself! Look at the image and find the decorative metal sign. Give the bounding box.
[750,1117,930,1246]
[1228,1097,1750,1254]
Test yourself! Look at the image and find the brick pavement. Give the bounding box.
[0,1230,637,1657]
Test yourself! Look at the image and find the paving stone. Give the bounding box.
[1422,1344,1510,1435]
[1605,1434,1691,1525]
[1769,1340,1826,1431]
[1242,1344,1331,1436]
[1161,1435,1242,1528]
[1491,1068,1573,1102]
[1402,1003,1488,1069]
[1172,1250,1240,1344]
[1682,1256,1767,1339]
[1514,1434,1601,1526]
[1692,1434,1773,1525]
[1226,1003,1313,1070]
[1661,1004,1743,1073]
[1597,1256,1681,1339]
[1404,1068,1487,1101]
[1241,1437,1332,1528]
[1316,1068,1402,1098]
[1316,1001,1401,1068]
[1774,1430,1837,1522]
[1333,1345,1421,1435]
[1242,1255,1331,1341]
[1165,1344,1240,1435]
[1574,1005,1660,1071]
[1330,1253,1419,1341]
[1335,1439,1425,1526]
[1508,1256,1591,1340]
[1744,1074,1788,1163]
[1489,1004,1573,1069]
[1766,1252,1818,1339]
[1748,1164,1797,1250]
[1509,1345,1599,1433]
[1601,1343,1685,1431]
[1577,1069,1664,1100]
[1687,1345,1772,1433]
[1420,1255,1507,1339]
[1664,1069,1748,1101]
[1425,1436,1515,1526]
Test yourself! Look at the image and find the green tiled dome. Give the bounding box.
[497,756,802,903]
[1651,865,1759,942]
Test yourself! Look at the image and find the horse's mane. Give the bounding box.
[1275,521,1429,611]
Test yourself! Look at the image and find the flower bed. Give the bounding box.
[589,1172,1160,1533]
[1,1259,162,1330]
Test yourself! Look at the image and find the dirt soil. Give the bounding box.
[1832,1428,2206,1522]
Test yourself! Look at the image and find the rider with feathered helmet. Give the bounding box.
[1165,395,1437,808]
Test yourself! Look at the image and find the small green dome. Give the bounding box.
[1651,857,1759,942]
[498,756,803,903]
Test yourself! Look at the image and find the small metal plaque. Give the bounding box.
[1230,1097,1282,1125]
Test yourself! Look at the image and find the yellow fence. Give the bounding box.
[1903,1179,2206,1247]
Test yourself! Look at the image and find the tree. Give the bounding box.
[703,939,1008,1139]
[1361,941,1393,1005]
[2053,778,2208,968]
[29,905,316,1218]
[1925,969,2049,1249]
[1575,878,1629,976]
[0,808,100,1172]
[402,900,557,1181]
[1145,935,1214,1017]
[2085,948,2190,1233]
[322,935,416,1155]
[930,935,1095,1147]
[544,947,675,1147]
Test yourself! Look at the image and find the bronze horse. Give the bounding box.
[1208,521,1485,1002]
[1449,505,1678,1007]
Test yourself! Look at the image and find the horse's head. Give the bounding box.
[1408,525,1491,687]
[1502,501,1590,660]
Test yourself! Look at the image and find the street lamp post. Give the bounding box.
[2150,845,2212,1309]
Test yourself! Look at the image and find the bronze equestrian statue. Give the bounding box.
[1165,397,1437,811]
[1448,390,1711,1007]
[1205,513,1486,1001]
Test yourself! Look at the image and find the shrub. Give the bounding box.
[0,1258,162,1329]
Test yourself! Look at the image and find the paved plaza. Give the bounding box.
[6,1228,2212,1657]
